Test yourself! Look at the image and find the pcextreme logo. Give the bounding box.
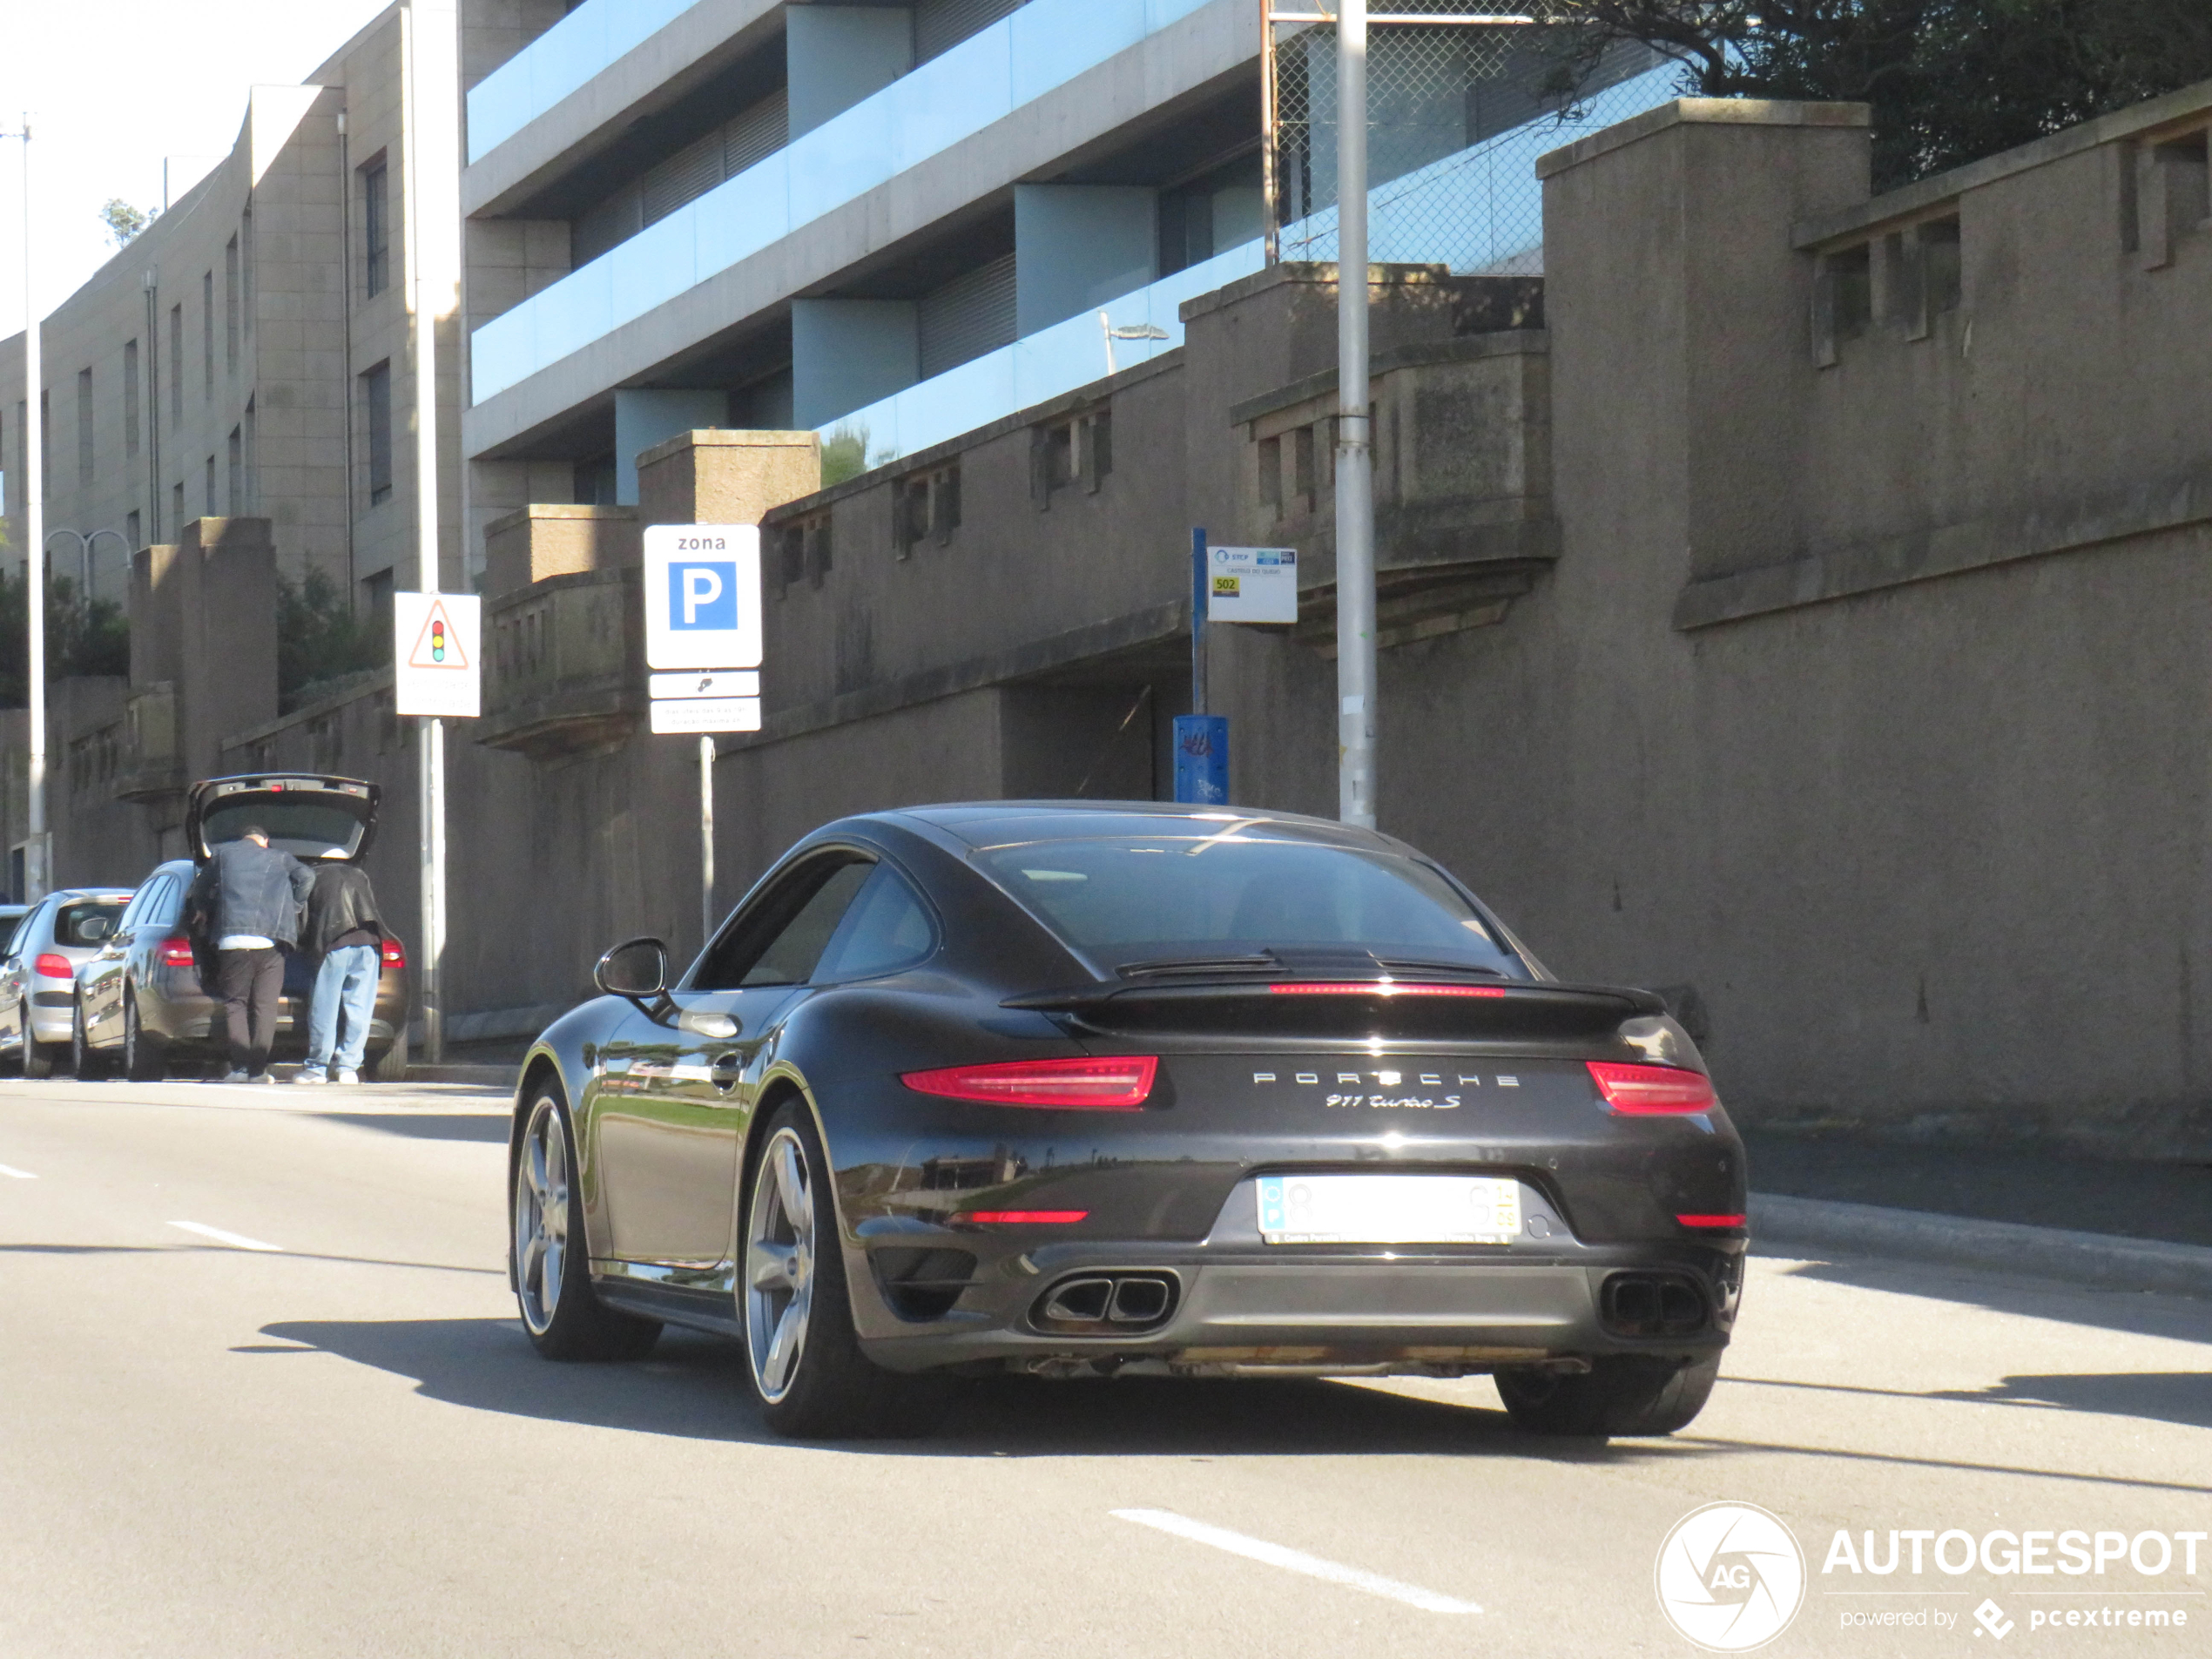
[1656,1502,1809,1651]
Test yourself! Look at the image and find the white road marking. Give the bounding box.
[1110,1508,1482,1615]
[0,1163,37,1178]
[168,1221,283,1252]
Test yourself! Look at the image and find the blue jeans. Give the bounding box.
[306,944,380,1074]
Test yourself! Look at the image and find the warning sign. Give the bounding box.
[394,591,482,718]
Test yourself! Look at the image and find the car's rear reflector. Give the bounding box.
[1586,1061,1719,1115]
[33,953,73,981]
[1269,981,1506,997]
[960,1210,1089,1224]
[1676,1213,1747,1229]
[900,1055,1157,1109]
[379,935,406,969]
[157,937,197,968]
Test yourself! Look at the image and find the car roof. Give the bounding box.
[50,888,133,900]
[877,801,1404,853]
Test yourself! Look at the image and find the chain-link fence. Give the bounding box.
[1267,5,1676,273]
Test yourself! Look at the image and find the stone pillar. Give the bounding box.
[634,429,823,526]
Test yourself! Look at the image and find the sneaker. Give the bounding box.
[252,1071,277,1085]
[218,1069,251,1084]
[335,1069,361,1087]
[292,1069,328,1086]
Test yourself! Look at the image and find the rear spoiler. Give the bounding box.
[1005,977,1665,1039]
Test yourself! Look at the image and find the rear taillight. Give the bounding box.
[900,1055,1157,1109]
[380,936,406,969]
[33,953,73,981]
[1586,1061,1718,1115]
[1676,1213,1747,1230]
[1270,981,1506,997]
[960,1210,1089,1224]
[158,937,197,968]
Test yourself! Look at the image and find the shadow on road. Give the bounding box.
[1760,1252,2212,1346]
[318,1113,510,1143]
[251,1316,1696,1463]
[1931,1372,2212,1431]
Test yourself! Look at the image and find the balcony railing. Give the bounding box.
[477,569,646,759]
[470,0,1219,402]
[469,0,703,163]
[116,682,183,804]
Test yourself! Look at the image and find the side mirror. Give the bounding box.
[595,936,674,1022]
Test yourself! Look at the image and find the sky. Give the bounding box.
[0,1,392,332]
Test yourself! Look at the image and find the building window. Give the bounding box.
[363,361,393,505]
[774,513,833,591]
[171,480,183,532]
[202,271,214,400]
[77,368,93,487]
[1030,407,1113,508]
[205,455,217,520]
[123,339,140,459]
[169,304,183,420]
[239,208,253,331]
[243,398,256,513]
[227,428,243,515]
[363,161,390,298]
[225,236,240,374]
[126,509,141,550]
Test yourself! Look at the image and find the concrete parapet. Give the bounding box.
[634,428,822,526]
[481,503,640,601]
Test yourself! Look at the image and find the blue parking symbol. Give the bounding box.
[670,562,738,630]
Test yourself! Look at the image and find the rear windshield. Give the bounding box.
[53,899,126,948]
[974,835,1525,975]
[203,799,367,860]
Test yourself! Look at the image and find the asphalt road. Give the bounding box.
[1,1078,2206,1658]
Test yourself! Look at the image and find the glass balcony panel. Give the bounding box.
[607,211,700,334]
[469,0,701,163]
[472,0,1229,402]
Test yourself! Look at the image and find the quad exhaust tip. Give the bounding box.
[1035,1272,1178,1333]
[1599,1271,1708,1338]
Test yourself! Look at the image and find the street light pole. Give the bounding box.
[14,113,48,898]
[1333,3,1377,828]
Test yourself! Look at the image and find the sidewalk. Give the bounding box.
[1743,1129,2212,1295]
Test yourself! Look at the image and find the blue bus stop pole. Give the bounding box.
[1175,528,1229,804]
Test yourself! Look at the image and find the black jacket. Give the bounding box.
[302,863,385,957]
[188,840,315,948]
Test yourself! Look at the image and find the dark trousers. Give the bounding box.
[216,948,285,1074]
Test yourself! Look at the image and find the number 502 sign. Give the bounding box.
[644,523,763,671]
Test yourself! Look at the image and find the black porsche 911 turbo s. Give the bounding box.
[509,803,1747,1440]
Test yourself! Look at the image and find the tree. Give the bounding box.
[1546,1,2212,187]
[277,570,388,711]
[0,573,132,706]
[98,199,154,248]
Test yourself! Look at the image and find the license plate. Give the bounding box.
[1256,1174,1523,1244]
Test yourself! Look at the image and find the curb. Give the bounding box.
[1750,1192,2212,1298]
[402,1063,518,1088]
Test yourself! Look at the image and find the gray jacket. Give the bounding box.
[191,840,315,948]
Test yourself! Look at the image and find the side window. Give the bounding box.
[125,878,173,933]
[813,865,936,982]
[146,879,185,929]
[691,854,876,990]
[3,902,47,959]
[113,887,152,933]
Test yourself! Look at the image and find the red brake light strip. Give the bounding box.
[1586,1061,1719,1115]
[1676,1213,1747,1229]
[960,1210,1089,1224]
[900,1055,1157,1109]
[1268,981,1506,998]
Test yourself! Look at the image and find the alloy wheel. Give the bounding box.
[745,1127,814,1404]
[514,1098,569,1336]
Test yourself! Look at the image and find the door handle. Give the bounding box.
[710,1053,745,1093]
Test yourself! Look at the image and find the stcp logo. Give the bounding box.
[1655,1502,1808,1651]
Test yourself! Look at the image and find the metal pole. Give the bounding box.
[1333,2,1377,829]
[699,735,716,948]
[1260,0,1280,264]
[19,115,48,898]
[1190,527,1209,716]
[401,3,445,1065]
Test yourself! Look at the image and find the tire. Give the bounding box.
[69,1001,105,1081]
[368,1030,409,1083]
[0,1004,23,1076]
[741,1099,950,1440]
[1495,1352,1721,1439]
[511,1086,661,1361]
[124,995,168,1082]
[22,1015,57,1079]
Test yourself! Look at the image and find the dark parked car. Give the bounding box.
[73,773,409,1081]
[0,888,134,1076]
[508,803,1747,1441]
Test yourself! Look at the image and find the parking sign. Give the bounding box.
[644,524,762,671]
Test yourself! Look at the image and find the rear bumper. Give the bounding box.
[142,991,402,1057]
[851,1234,1743,1376]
